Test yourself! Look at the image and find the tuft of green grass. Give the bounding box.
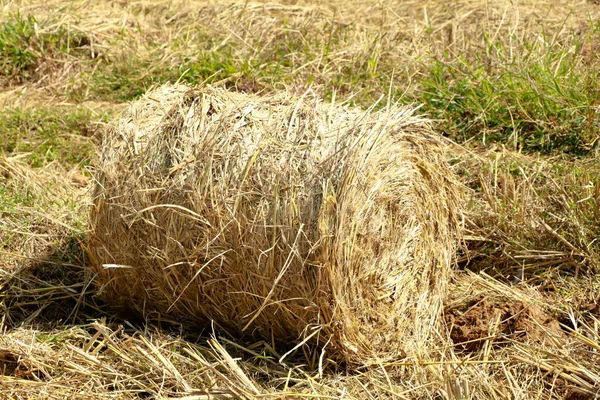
[0,184,34,213]
[0,108,103,168]
[416,26,600,154]
[0,13,90,84]
[0,13,38,81]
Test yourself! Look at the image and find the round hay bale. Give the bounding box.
[88,84,462,365]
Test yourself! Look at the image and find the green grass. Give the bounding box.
[0,184,34,212]
[1,8,597,166]
[57,11,600,155]
[0,13,90,84]
[0,108,102,168]
[79,47,251,103]
[0,13,38,82]
[418,27,600,154]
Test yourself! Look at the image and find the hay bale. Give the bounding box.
[88,84,462,365]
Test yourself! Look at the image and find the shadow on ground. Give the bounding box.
[0,235,113,330]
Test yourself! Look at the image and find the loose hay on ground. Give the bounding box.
[87,84,463,365]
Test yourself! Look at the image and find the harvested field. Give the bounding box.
[1,0,600,399]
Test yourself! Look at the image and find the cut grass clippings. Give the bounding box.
[450,145,600,280]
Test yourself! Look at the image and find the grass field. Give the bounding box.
[1,0,599,398]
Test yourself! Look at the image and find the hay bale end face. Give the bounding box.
[88,84,462,365]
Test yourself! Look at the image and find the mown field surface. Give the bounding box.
[0,0,599,399]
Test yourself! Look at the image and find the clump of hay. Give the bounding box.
[88,84,462,365]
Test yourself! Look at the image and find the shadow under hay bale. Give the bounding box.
[0,235,109,329]
[87,84,463,365]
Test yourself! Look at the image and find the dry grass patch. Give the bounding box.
[443,271,600,399]
[0,156,88,272]
[453,146,600,281]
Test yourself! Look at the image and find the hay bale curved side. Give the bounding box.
[88,85,462,364]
